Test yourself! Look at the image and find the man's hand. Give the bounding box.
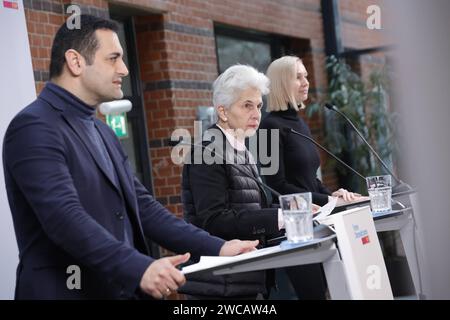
[140,253,190,299]
[219,239,259,256]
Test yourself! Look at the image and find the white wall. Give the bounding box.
[391,0,450,299]
[0,1,36,299]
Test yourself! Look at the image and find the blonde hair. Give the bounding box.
[266,56,305,112]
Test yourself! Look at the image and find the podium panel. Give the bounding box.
[325,206,394,299]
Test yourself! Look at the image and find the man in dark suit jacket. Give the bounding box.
[2,15,257,300]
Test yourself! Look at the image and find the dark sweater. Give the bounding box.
[259,107,331,205]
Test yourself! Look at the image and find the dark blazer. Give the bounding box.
[259,107,332,206]
[2,83,224,300]
[180,125,281,297]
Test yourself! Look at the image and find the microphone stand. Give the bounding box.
[172,140,282,198]
[324,103,412,193]
[287,128,367,183]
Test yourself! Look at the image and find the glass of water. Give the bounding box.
[366,175,392,213]
[279,192,313,243]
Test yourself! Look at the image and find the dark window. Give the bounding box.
[110,13,158,258]
[215,25,289,74]
[110,17,153,193]
[215,25,291,119]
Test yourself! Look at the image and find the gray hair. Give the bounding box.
[212,64,270,109]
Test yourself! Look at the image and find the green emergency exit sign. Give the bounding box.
[106,113,128,138]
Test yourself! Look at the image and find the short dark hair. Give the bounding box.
[49,14,119,79]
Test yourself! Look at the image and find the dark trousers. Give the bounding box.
[285,264,328,300]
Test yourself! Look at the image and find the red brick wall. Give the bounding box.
[25,0,388,227]
[24,0,110,93]
[23,0,390,300]
[131,1,334,198]
[339,0,390,79]
[339,0,389,49]
[134,13,217,216]
[25,0,63,93]
[339,0,391,178]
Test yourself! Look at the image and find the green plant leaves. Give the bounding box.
[307,55,397,193]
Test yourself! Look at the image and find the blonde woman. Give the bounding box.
[260,55,363,207]
[259,56,364,300]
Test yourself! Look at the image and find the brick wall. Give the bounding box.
[339,0,390,76]
[339,0,391,178]
[130,0,388,211]
[133,12,218,216]
[23,0,390,205]
[22,0,390,300]
[131,0,334,200]
[24,0,109,93]
[339,0,389,48]
[24,0,389,217]
[24,0,388,241]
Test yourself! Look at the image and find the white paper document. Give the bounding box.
[182,245,282,275]
[335,196,370,208]
[314,196,337,223]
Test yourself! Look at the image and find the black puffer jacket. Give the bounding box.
[179,125,281,297]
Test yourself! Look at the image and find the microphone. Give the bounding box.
[286,128,409,213]
[324,103,411,192]
[170,140,282,198]
[284,128,366,182]
[99,99,132,115]
[171,138,335,243]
